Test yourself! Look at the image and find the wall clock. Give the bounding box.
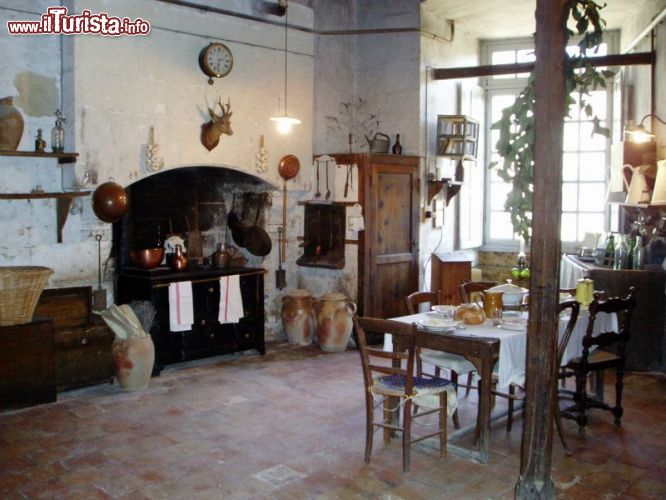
[199,42,233,84]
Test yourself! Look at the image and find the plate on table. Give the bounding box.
[499,322,527,331]
[502,310,522,318]
[417,318,461,333]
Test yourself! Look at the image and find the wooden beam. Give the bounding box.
[515,0,568,498]
[432,51,654,80]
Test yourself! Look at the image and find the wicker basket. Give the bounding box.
[0,266,54,326]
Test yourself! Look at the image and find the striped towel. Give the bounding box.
[168,281,193,332]
[218,275,245,324]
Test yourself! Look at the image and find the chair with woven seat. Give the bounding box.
[353,316,457,472]
[560,287,637,432]
[405,291,476,409]
[492,299,580,453]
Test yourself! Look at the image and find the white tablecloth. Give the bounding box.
[388,309,616,388]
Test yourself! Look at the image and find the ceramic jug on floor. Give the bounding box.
[281,289,316,345]
[313,293,357,352]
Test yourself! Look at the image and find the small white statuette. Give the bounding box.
[146,127,164,172]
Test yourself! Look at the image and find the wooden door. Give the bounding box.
[362,155,419,318]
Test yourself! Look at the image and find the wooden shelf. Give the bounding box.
[427,179,463,205]
[0,191,90,243]
[297,200,358,206]
[0,150,82,242]
[0,150,78,164]
[608,201,666,209]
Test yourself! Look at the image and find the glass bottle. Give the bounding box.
[632,235,643,270]
[613,234,628,270]
[392,134,403,155]
[51,109,65,152]
[604,233,615,268]
[626,236,636,270]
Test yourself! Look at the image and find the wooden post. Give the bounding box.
[515,1,568,498]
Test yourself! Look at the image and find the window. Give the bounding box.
[481,35,617,249]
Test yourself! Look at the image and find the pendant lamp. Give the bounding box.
[270,0,301,134]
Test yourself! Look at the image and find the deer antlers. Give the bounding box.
[201,96,233,151]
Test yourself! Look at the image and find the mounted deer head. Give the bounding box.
[201,97,233,151]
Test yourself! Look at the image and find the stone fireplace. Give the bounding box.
[113,166,275,272]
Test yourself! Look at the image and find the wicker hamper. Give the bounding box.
[0,266,54,326]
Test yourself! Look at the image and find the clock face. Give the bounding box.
[200,43,233,78]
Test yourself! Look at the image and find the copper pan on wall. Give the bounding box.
[243,204,272,257]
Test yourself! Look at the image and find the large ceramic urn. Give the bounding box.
[111,336,155,390]
[313,292,357,352]
[281,289,315,345]
[0,96,24,151]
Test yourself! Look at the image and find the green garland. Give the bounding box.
[490,0,613,243]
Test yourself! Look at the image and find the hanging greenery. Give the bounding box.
[490,0,613,243]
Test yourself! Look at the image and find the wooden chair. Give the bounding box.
[458,280,498,305]
[353,316,456,472]
[405,291,476,411]
[560,287,637,432]
[492,300,580,453]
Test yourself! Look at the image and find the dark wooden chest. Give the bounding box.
[34,287,114,391]
[0,318,56,410]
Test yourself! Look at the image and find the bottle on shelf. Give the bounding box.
[392,134,402,155]
[51,109,66,152]
[604,233,615,268]
[632,235,643,270]
[626,236,636,270]
[613,234,628,270]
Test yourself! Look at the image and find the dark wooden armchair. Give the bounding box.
[560,287,637,432]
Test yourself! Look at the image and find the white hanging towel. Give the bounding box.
[168,281,194,332]
[218,275,245,324]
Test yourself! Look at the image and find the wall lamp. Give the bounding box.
[625,113,666,143]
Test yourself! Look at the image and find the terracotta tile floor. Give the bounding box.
[1,342,666,499]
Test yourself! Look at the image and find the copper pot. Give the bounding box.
[129,248,165,269]
[169,244,188,272]
[92,182,128,223]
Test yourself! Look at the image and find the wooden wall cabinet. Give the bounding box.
[0,318,56,410]
[116,268,265,374]
[329,153,420,320]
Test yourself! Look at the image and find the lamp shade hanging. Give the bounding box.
[270,0,300,133]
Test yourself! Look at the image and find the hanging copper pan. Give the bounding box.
[243,204,272,257]
[278,155,300,261]
[278,154,300,181]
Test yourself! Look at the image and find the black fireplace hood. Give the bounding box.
[113,166,275,271]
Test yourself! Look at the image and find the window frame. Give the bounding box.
[479,32,619,253]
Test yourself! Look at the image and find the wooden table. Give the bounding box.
[389,309,615,463]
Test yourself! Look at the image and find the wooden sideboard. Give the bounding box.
[560,254,666,372]
[116,267,265,374]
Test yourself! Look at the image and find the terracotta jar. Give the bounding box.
[0,96,24,151]
[111,336,155,390]
[281,289,315,345]
[313,292,357,352]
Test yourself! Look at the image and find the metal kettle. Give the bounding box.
[364,132,390,153]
